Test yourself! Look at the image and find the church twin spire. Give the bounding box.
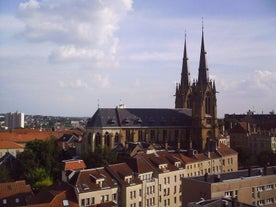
[198,25,209,85]
[181,24,209,87]
[180,33,190,87]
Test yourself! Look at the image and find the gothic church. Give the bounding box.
[85,28,219,152]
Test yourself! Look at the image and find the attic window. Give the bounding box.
[124,118,130,124]
[81,183,89,190]
[63,200,69,206]
[136,118,142,123]
[108,118,116,125]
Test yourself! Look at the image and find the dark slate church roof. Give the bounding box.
[87,108,192,128]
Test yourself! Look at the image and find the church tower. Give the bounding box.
[175,26,219,151]
[175,34,192,109]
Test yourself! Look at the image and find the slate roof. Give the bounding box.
[87,108,192,128]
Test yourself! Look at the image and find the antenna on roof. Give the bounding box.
[97,98,100,109]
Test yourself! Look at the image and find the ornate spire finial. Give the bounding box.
[202,17,204,32]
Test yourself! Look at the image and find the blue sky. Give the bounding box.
[0,0,275,117]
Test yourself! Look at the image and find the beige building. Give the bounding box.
[0,140,24,158]
[68,167,119,207]
[171,143,238,177]
[182,167,276,207]
[106,163,143,207]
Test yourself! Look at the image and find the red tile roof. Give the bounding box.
[106,163,142,186]
[0,140,24,149]
[0,180,32,198]
[71,168,119,194]
[0,180,33,207]
[0,129,82,144]
[27,182,79,207]
[62,160,86,171]
[217,143,237,156]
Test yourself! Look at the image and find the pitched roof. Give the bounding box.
[106,163,142,187]
[216,144,237,156]
[0,140,24,149]
[87,108,192,128]
[0,129,82,144]
[71,168,118,194]
[137,150,183,173]
[0,180,32,199]
[27,182,79,207]
[62,160,86,171]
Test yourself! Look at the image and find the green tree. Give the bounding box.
[257,150,275,167]
[82,146,117,168]
[26,167,53,189]
[233,145,251,167]
[0,165,12,182]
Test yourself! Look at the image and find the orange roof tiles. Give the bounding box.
[217,143,237,156]
[0,140,24,149]
[0,129,82,144]
[0,180,33,199]
[27,182,79,207]
[62,160,86,171]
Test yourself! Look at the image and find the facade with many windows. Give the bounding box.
[182,167,276,207]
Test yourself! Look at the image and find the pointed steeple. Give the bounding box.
[180,32,190,86]
[198,19,209,84]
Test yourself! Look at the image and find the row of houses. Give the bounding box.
[61,144,237,207]
[0,143,237,207]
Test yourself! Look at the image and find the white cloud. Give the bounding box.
[16,0,133,66]
[95,74,110,88]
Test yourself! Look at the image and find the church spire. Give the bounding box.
[180,32,190,86]
[198,19,209,84]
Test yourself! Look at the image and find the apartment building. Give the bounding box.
[68,167,119,207]
[182,167,276,207]
[5,112,24,129]
[136,150,186,207]
[106,163,143,207]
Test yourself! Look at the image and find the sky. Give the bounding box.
[0,0,275,118]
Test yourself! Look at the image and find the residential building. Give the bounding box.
[135,150,186,207]
[106,163,143,207]
[0,180,33,207]
[225,113,276,154]
[68,167,119,207]
[26,182,79,207]
[182,167,276,207]
[0,140,24,158]
[5,112,24,129]
[61,159,87,182]
[173,143,238,177]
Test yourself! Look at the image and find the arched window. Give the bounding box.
[104,132,111,147]
[115,133,120,143]
[150,130,155,143]
[138,129,143,142]
[205,92,211,114]
[95,132,101,147]
[163,130,167,143]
